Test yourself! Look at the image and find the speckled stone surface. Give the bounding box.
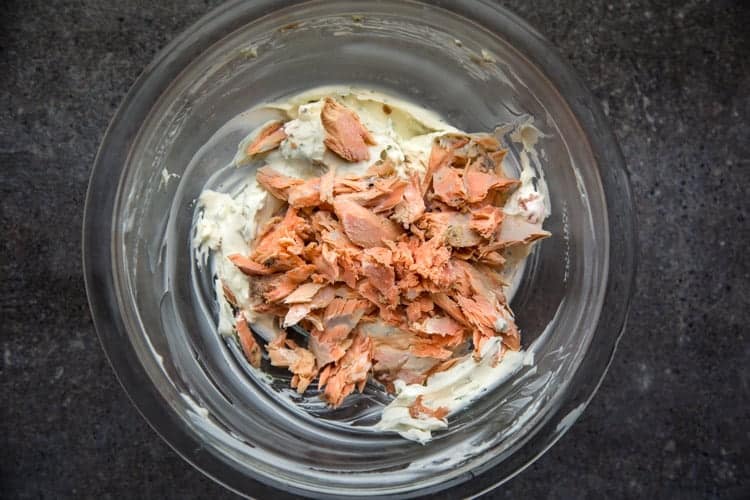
[1,1,748,498]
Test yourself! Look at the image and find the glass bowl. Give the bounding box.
[83,0,636,497]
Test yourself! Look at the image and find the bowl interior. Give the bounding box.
[105,0,614,497]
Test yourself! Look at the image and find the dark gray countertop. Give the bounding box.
[1,1,748,498]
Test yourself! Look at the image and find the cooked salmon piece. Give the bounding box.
[256,166,303,200]
[251,207,309,270]
[323,298,370,340]
[452,259,494,299]
[235,124,548,408]
[337,176,407,214]
[392,173,425,226]
[408,395,449,420]
[425,356,462,378]
[473,262,510,292]
[356,279,383,307]
[410,237,453,290]
[441,133,471,150]
[366,159,396,177]
[309,328,353,367]
[362,320,443,387]
[405,295,434,323]
[262,277,301,304]
[319,165,336,205]
[502,319,521,351]
[307,243,339,283]
[469,205,505,239]
[307,298,371,366]
[311,211,360,255]
[283,282,326,304]
[267,333,318,393]
[432,164,467,208]
[463,157,520,203]
[489,149,508,172]
[333,174,376,195]
[263,264,316,303]
[472,134,502,152]
[422,142,453,196]
[361,247,399,304]
[371,345,408,387]
[339,257,360,289]
[375,353,440,389]
[222,282,238,307]
[455,293,508,356]
[333,199,404,248]
[410,341,453,360]
[357,286,405,326]
[455,294,496,332]
[431,293,469,326]
[227,254,276,276]
[319,331,373,406]
[418,211,483,248]
[321,97,376,162]
[284,306,312,329]
[236,315,262,368]
[442,259,474,296]
[288,177,322,208]
[286,264,318,284]
[478,250,506,267]
[245,121,287,157]
[283,285,336,328]
[368,177,408,214]
[412,315,464,337]
[385,237,417,272]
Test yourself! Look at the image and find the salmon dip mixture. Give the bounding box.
[192,87,550,443]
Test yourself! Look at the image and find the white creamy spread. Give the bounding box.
[376,338,534,443]
[192,183,280,332]
[280,101,328,162]
[191,86,549,443]
[504,120,551,224]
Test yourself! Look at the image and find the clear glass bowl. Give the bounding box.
[83,1,636,497]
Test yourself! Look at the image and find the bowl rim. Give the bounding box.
[83,0,637,498]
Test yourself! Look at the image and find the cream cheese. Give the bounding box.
[280,101,328,162]
[375,338,534,443]
[191,86,550,443]
[505,120,551,224]
[192,183,278,328]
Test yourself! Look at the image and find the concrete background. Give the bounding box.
[1,0,748,498]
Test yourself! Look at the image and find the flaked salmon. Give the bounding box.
[333,199,403,248]
[283,285,336,328]
[463,157,519,203]
[422,142,452,196]
[469,205,505,239]
[262,265,316,303]
[283,282,326,304]
[321,97,376,162]
[432,165,467,208]
[227,121,549,409]
[245,121,287,157]
[318,331,373,406]
[267,333,318,393]
[236,315,262,368]
[392,173,425,226]
[256,166,303,200]
[412,315,464,337]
